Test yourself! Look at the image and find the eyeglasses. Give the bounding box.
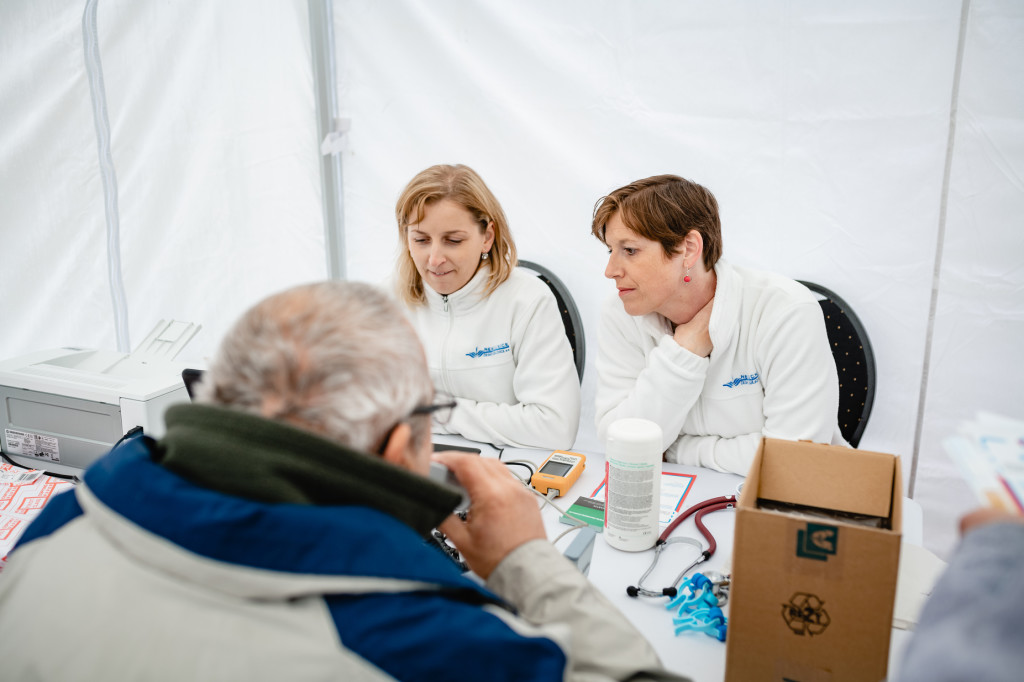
[376,393,458,456]
[409,392,457,426]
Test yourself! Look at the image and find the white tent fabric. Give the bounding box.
[0,0,325,363]
[914,0,1024,556]
[1,0,1022,559]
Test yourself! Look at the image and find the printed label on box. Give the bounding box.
[796,522,839,561]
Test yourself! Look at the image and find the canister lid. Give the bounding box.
[606,417,662,447]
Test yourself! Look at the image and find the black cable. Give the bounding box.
[1,426,144,483]
[1,451,79,482]
[495,446,537,480]
[502,460,536,478]
[114,426,144,448]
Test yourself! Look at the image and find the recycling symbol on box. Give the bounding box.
[782,592,830,636]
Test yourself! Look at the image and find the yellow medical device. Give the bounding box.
[531,450,586,497]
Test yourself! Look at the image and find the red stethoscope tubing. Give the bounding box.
[627,494,738,598]
[658,494,737,546]
[688,500,733,556]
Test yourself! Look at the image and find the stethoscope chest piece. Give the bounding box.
[626,495,736,599]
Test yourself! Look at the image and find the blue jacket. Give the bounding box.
[0,407,685,681]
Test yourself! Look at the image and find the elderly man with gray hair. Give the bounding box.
[0,281,686,682]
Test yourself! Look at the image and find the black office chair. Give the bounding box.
[518,260,586,383]
[797,281,875,448]
[181,368,205,400]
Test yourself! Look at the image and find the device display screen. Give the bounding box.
[540,460,573,477]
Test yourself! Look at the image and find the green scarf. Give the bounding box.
[152,403,460,537]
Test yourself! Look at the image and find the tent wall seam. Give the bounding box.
[82,0,131,352]
[909,0,972,497]
[309,0,346,280]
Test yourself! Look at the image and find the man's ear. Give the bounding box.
[381,422,416,470]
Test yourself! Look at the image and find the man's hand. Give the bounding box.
[433,451,546,579]
[960,507,1024,535]
[673,297,714,357]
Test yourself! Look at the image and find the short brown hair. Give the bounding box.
[395,164,517,305]
[591,175,722,269]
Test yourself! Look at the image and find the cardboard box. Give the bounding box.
[724,439,902,682]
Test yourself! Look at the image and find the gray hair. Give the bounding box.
[194,281,433,453]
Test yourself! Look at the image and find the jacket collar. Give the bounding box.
[707,258,739,346]
[422,263,492,314]
[79,436,489,597]
[150,403,461,537]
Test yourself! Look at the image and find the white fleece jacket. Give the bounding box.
[595,258,843,475]
[404,265,581,450]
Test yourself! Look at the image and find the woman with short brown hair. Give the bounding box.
[592,174,844,474]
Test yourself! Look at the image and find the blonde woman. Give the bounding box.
[395,164,580,449]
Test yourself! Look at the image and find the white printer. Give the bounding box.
[0,320,201,476]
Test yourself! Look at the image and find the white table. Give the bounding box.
[433,436,923,682]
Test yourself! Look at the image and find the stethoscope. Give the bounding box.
[627,494,736,598]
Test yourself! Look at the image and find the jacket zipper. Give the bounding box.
[440,294,454,394]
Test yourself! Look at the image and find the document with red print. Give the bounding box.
[0,462,76,572]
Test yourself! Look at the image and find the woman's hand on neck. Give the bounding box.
[672,294,714,357]
[669,269,716,357]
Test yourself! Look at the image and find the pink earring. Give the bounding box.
[684,266,691,284]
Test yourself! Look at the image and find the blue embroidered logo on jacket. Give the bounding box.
[466,343,510,359]
[723,373,759,388]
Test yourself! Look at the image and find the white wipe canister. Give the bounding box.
[603,418,663,551]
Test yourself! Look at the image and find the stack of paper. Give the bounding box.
[944,412,1024,513]
[0,462,76,571]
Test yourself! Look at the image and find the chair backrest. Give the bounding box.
[797,281,875,448]
[518,260,585,382]
[181,368,205,400]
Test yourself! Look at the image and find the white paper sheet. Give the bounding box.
[0,462,76,572]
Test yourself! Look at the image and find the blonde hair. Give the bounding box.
[395,164,517,305]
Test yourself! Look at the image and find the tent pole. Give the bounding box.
[909,0,972,498]
[308,0,346,280]
[83,0,131,352]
